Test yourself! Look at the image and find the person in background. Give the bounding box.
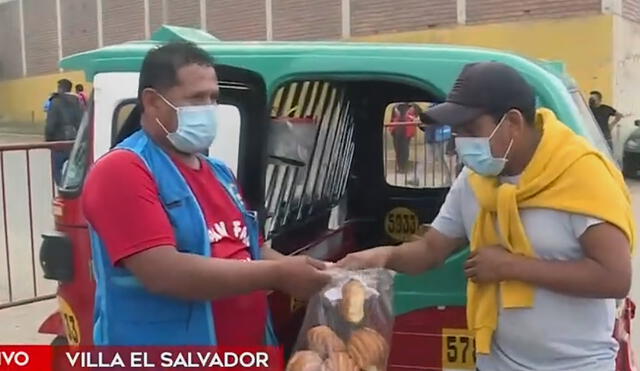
[75,84,88,110]
[45,78,83,185]
[82,42,330,346]
[419,103,455,183]
[339,62,634,371]
[43,92,56,112]
[589,90,623,151]
[389,102,421,174]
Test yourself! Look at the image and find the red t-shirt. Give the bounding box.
[82,150,268,346]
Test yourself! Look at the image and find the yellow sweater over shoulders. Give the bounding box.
[467,108,636,354]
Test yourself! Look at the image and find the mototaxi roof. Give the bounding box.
[59,26,586,136]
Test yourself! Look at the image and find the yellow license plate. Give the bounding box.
[442,328,476,369]
[58,296,81,345]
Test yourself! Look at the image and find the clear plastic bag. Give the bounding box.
[287,268,395,371]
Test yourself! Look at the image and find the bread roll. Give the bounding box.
[286,351,323,371]
[307,325,347,358]
[322,352,359,371]
[341,279,366,324]
[347,328,388,369]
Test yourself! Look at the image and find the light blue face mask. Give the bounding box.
[454,115,513,176]
[155,94,219,154]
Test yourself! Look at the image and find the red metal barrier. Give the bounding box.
[0,140,73,309]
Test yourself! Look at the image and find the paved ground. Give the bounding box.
[0,122,43,144]
[0,133,43,144]
[0,299,57,344]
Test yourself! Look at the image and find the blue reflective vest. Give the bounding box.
[89,130,277,345]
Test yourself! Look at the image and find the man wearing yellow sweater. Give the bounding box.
[338,62,635,371]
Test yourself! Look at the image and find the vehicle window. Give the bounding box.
[209,104,241,174]
[59,97,92,193]
[112,99,137,143]
[384,102,458,189]
[570,90,612,157]
[264,81,354,238]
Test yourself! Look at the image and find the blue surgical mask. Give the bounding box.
[454,115,513,176]
[155,94,218,154]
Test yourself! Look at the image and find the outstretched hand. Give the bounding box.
[336,246,393,270]
[275,256,332,300]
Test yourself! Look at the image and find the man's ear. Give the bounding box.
[506,109,526,136]
[141,88,159,116]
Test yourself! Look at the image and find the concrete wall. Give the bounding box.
[166,0,201,28]
[103,0,146,46]
[0,0,631,128]
[350,0,456,36]
[0,1,22,80]
[613,15,640,159]
[23,0,58,76]
[0,71,88,124]
[466,0,601,23]
[61,0,99,57]
[623,0,640,21]
[206,0,267,40]
[149,0,164,33]
[272,0,341,40]
[352,15,614,100]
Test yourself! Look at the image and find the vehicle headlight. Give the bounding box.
[627,138,640,150]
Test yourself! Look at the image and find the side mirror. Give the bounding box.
[635,120,640,127]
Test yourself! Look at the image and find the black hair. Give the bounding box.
[393,102,423,120]
[590,90,603,99]
[58,79,73,92]
[75,84,84,92]
[394,103,411,116]
[137,41,215,104]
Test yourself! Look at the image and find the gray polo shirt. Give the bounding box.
[432,169,618,371]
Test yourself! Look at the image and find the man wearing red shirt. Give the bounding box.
[389,102,420,173]
[83,42,330,345]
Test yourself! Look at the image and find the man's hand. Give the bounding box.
[274,256,331,300]
[336,246,394,270]
[611,111,625,126]
[464,245,515,283]
[337,228,464,274]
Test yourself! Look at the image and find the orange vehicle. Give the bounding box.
[37,25,635,370]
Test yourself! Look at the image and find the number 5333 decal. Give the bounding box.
[442,328,476,370]
[385,207,419,242]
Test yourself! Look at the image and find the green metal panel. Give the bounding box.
[149,25,220,43]
[393,249,469,316]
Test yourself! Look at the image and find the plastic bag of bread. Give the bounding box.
[287,268,394,371]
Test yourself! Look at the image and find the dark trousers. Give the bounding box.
[51,149,70,186]
[392,129,411,173]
